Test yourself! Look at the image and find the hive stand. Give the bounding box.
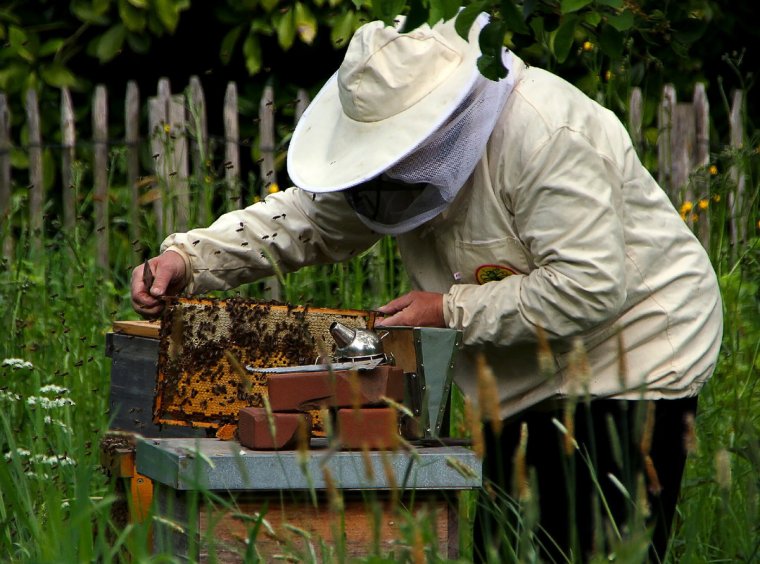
[138,437,480,560]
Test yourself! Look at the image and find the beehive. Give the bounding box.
[154,297,376,432]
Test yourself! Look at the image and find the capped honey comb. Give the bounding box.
[154,297,375,433]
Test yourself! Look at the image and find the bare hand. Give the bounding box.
[130,250,187,318]
[375,291,445,328]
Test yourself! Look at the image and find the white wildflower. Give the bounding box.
[4,448,31,461]
[40,385,69,395]
[27,396,75,409]
[25,471,51,480]
[61,501,70,510]
[30,454,76,467]
[43,416,72,433]
[2,358,34,370]
[0,390,21,402]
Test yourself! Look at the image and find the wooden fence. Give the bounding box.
[0,77,749,270]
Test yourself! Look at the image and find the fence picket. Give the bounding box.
[224,82,241,210]
[259,85,276,198]
[657,84,677,202]
[728,90,746,253]
[693,83,710,246]
[0,93,11,259]
[125,81,141,253]
[188,76,209,225]
[61,88,76,232]
[25,89,44,249]
[628,87,643,155]
[93,86,109,270]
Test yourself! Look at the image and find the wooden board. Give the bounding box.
[112,320,160,339]
[153,489,458,561]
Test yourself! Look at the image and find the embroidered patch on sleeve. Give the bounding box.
[475,264,517,285]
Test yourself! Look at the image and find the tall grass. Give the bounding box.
[0,108,758,562]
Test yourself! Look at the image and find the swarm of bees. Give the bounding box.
[154,297,375,433]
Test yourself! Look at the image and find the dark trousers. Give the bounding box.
[474,397,698,563]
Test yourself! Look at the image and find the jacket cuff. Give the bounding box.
[162,246,194,292]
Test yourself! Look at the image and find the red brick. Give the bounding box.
[337,407,399,450]
[237,407,310,450]
[267,365,405,412]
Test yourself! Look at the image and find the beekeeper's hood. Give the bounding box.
[287,13,515,234]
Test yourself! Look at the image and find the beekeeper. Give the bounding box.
[131,13,722,561]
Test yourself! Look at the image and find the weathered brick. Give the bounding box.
[337,407,399,450]
[267,365,405,412]
[238,407,310,450]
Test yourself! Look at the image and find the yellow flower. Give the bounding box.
[698,199,709,210]
[582,41,594,52]
[712,194,721,203]
[708,165,718,175]
[690,213,699,223]
[163,123,171,134]
[604,70,613,81]
[680,201,693,215]
[267,182,280,194]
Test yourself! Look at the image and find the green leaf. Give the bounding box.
[501,0,529,34]
[552,15,577,63]
[274,9,296,50]
[70,0,110,24]
[243,33,262,75]
[400,0,427,32]
[261,0,279,12]
[294,2,317,44]
[39,38,65,57]
[583,11,601,27]
[0,62,29,93]
[95,23,126,62]
[454,1,488,41]
[428,0,461,26]
[372,0,405,25]
[220,25,243,65]
[127,0,148,7]
[39,63,79,88]
[597,0,623,8]
[119,0,147,32]
[126,31,150,53]
[477,54,507,81]
[331,10,357,48]
[560,0,592,14]
[477,20,508,80]
[155,0,181,33]
[9,26,35,63]
[598,24,623,59]
[607,9,634,32]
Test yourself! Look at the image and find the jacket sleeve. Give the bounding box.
[161,187,382,294]
[444,126,627,346]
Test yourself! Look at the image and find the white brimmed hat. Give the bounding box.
[286,14,486,193]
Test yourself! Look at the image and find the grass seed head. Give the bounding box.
[475,352,502,435]
[464,397,485,459]
[715,448,732,490]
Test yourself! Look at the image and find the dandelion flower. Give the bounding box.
[267,182,280,194]
[163,123,171,134]
[698,199,709,210]
[712,194,721,203]
[708,165,718,175]
[680,201,693,215]
[691,213,699,223]
[582,41,594,52]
